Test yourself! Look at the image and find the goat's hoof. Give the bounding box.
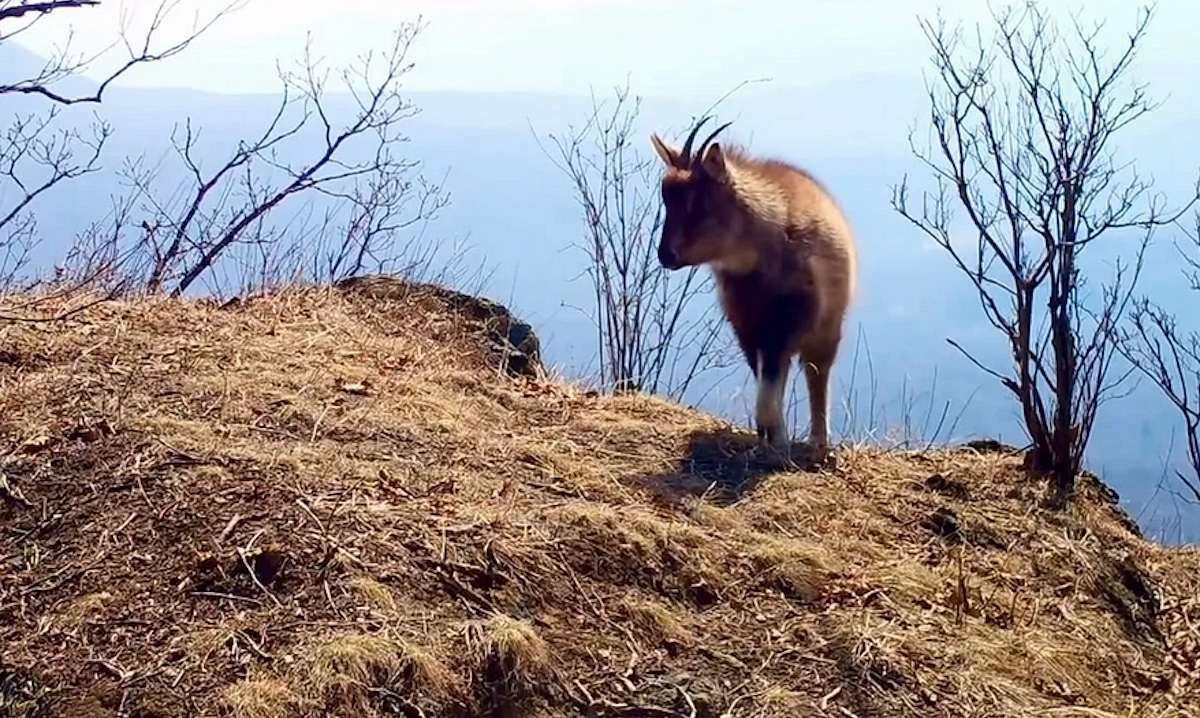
[755,426,792,465]
[809,442,836,470]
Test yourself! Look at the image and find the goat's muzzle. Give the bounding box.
[658,243,683,270]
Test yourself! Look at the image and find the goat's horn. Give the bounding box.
[693,121,733,166]
[679,115,711,165]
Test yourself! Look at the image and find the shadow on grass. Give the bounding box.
[639,426,825,509]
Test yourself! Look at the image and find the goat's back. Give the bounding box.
[755,158,858,330]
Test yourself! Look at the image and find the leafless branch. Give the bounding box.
[0,0,243,316]
[891,1,1198,506]
[0,1,97,23]
[536,81,736,400]
[1,0,248,105]
[1121,216,1200,505]
[73,20,451,299]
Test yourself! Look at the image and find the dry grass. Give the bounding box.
[1,278,1198,718]
[299,633,455,713]
[221,680,308,718]
[465,613,554,712]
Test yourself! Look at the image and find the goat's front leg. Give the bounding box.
[754,350,791,456]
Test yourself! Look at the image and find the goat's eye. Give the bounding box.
[662,185,703,220]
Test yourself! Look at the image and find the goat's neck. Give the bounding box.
[712,220,784,278]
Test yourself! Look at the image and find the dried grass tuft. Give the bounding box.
[466,614,552,692]
[297,633,454,715]
[347,576,396,613]
[220,679,308,718]
[749,538,835,604]
[618,596,695,648]
[52,592,112,634]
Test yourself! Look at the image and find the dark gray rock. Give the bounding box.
[335,274,544,379]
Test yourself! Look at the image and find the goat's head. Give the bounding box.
[650,116,742,270]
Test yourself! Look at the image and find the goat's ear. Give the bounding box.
[650,133,681,168]
[700,143,729,181]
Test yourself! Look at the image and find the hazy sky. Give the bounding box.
[11,0,1200,99]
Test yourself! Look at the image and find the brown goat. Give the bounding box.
[650,117,858,462]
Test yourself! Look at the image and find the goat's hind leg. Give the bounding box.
[802,352,835,464]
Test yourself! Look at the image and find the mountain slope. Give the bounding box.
[1,278,1198,718]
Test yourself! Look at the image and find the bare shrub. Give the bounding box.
[1122,215,1200,507]
[539,83,734,400]
[1,0,244,312]
[892,1,1199,505]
